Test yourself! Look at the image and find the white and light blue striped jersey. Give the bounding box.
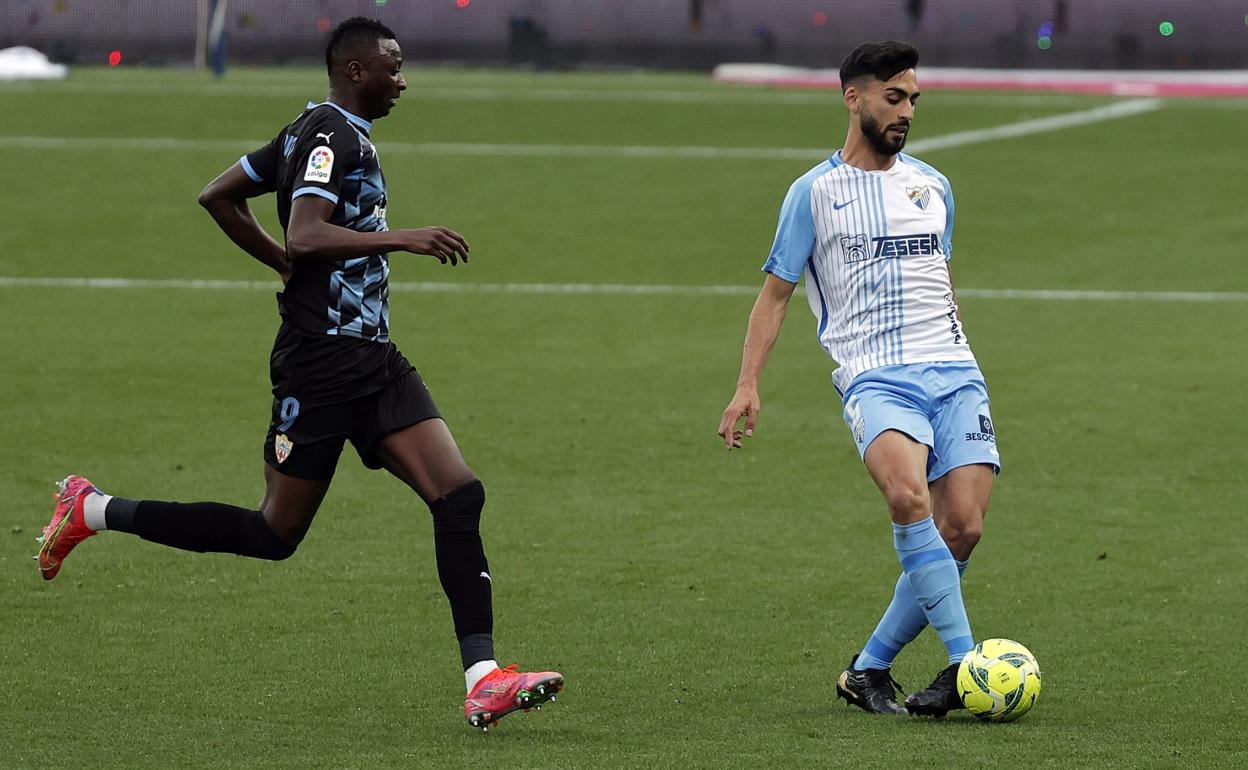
[763,150,975,393]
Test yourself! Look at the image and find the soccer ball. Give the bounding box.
[956,639,1042,722]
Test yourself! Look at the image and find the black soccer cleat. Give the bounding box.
[904,663,964,717]
[835,655,908,715]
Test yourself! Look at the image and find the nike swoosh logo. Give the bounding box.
[832,198,858,211]
[924,595,948,612]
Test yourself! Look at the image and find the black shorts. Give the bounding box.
[263,326,442,480]
[264,368,442,480]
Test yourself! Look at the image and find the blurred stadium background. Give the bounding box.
[3,2,1247,769]
[3,0,1248,70]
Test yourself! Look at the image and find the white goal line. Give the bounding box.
[0,276,1242,303]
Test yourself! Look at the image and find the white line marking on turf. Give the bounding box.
[904,98,1160,152]
[0,133,824,160]
[957,288,1248,302]
[0,99,1162,161]
[1,277,1242,302]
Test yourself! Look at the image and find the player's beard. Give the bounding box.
[860,109,907,156]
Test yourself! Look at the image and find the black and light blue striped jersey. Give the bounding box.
[242,102,391,342]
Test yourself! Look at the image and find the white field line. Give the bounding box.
[0,97,1160,161]
[905,98,1160,152]
[0,79,1119,107]
[0,276,1243,302]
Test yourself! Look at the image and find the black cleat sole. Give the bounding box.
[904,700,954,718]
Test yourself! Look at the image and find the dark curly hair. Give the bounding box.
[325,17,397,75]
[839,41,919,91]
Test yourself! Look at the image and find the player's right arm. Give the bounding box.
[717,169,818,449]
[285,196,470,265]
[198,162,290,279]
[718,273,798,449]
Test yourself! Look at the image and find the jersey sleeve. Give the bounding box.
[289,113,360,207]
[761,177,817,283]
[240,136,280,191]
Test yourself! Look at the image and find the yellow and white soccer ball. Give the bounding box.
[957,639,1042,722]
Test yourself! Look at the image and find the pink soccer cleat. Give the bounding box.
[463,664,564,731]
[37,475,101,580]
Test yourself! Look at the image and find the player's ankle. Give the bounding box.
[465,659,499,693]
[81,492,112,532]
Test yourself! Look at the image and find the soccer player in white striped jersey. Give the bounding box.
[717,41,1000,718]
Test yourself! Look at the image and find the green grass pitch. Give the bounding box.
[1,68,1246,768]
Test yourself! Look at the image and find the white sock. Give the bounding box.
[82,493,112,532]
[465,660,499,693]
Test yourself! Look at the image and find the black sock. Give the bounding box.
[104,497,139,531]
[107,498,297,561]
[430,480,495,668]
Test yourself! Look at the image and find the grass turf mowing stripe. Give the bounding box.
[0,78,1132,107]
[0,99,1162,161]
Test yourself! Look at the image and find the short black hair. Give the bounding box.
[325,17,397,75]
[839,41,919,92]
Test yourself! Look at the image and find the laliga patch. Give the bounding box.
[274,433,294,463]
[303,146,334,183]
[907,185,932,210]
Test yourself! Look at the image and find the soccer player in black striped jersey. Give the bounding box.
[36,17,562,731]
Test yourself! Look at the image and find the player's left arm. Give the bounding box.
[941,173,961,321]
[198,163,290,281]
[946,262,962,322]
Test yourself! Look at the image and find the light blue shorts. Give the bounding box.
[839,362,1001,483]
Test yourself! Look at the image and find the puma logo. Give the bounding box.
[315,132,334,143]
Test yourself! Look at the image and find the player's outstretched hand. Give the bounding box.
[718,387,760,450]
[398,226,470,265]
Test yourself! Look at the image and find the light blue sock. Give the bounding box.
[855,559,968,670]
[893,516,974,665]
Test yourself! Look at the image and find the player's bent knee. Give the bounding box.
[430,479,485,533]
[241,509,300,561]
[940,517,982,559]
[883,484,928,521]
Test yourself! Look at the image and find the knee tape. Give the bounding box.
[430,480,485,534]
